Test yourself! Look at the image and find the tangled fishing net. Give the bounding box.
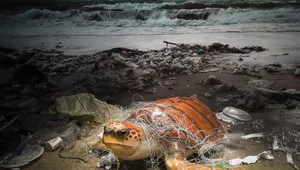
[121,97,227,169]
[78,95,228,169]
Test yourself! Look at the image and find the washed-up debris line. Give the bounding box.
[0,43,267,95]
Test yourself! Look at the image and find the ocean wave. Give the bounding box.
[8,9,80,20]
[4,7,300,24]
[83,2,176,11]
[208,8,300,24]
[160,2,300,10]
[1,2,300,36]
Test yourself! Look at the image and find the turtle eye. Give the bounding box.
[117,129,129,137]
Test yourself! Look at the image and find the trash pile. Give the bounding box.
[198,75,236,100]
[208,79,300,169]
[1,42,299,169]
[0,42,267,95]
[0,93,123,169]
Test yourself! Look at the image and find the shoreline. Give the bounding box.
[1,32,300,66]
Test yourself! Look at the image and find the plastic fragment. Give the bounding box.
[286,153,298,170]
[241,133,264,140]
[228,151,274,166]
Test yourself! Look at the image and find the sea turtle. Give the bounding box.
[100,96,227,170]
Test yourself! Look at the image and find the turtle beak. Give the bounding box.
[102,125,117,144]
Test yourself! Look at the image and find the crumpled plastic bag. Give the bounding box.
[50,93,121,124]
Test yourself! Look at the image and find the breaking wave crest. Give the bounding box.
[1,1,300,36]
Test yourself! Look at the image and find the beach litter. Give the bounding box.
[2,40,300,170]
[49,93,121,124]
[228,150,274,166]
[241,133,264,140]
[216,112,237,123]
[287,153,298,170]
[199,75,222,85]
[96,152,119,170]
[0,145,44,169]
[223,106,252,122]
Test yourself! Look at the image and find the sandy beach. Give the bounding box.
[1,0,300,168]
[1,31,300,170]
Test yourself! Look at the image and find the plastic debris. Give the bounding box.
[286,153,298,170]
[223,107,252,121]
[199,68,219,73]
[78,121,92,137]
[215,112,236,123]
[44,136,63,151]
[0,145,44,168]
[246,79,274,90]
[50,93,121,123]
[200,75,222,85]
[228,151,274,166]
[241,133,264,140]
[97,152,119,169]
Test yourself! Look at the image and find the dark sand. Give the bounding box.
[1,32,300,170]
[20,71,300,170]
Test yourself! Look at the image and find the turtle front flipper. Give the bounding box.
[163,142,223,170]
[164,155,224,170]
[164,143,243,170]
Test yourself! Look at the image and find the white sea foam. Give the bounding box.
[1,3,300,36]
[83,2,176,11]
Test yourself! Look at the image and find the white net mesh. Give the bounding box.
[123,99,226,169]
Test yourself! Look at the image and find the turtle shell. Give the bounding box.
[129,96,224,146]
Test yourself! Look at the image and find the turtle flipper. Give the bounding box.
[165,156,244,170]
[164,156,224,170]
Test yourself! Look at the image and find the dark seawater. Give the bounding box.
[1,0,300,36]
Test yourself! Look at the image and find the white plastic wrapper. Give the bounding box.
[241,133,264,140]
[286,153,298,170]
[228,151,274,166]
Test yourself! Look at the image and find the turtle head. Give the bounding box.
[100,121,145,160]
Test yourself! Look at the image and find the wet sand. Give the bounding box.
[0,32,300,66]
